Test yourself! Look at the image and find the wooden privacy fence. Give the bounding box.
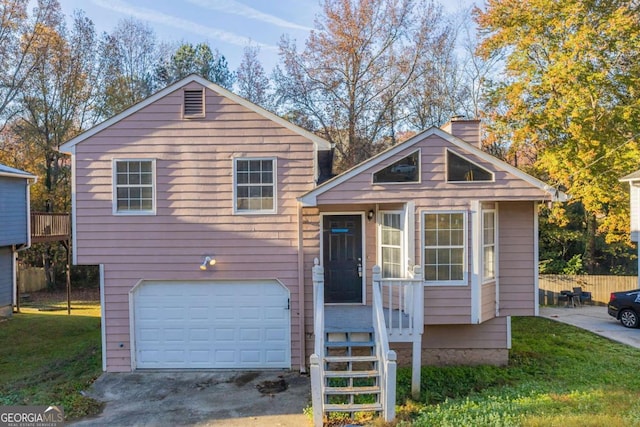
[539,274,638,306]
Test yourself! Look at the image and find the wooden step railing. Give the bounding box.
[374,265,424,399]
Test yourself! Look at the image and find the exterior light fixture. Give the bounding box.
[367,209,375,221]
[200,256,216,270]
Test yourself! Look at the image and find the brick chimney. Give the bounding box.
[441,116,482,148]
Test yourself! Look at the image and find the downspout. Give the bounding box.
[12,247,17,311]
[297,201,307,373]
[534,201,540,317]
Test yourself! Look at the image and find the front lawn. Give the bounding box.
[394,316,640,426]
[0,301,103,420]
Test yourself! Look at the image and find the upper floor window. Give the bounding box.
[423,212,466,283]
[113,159,155,215]
[447,150,493,182]
[234,158,276,213]
[379,212,403,278]
[184,89,204,118]
[373,150,419,183]
[483,210,496,281]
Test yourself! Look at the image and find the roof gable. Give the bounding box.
[60,74,331,155]
[299,127,568,205]
[620,170,640,182]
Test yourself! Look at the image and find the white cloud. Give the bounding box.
[186,0,313,31]
[92,0,277,50]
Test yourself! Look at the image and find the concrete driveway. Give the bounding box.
[539,305,640,349]
[70,370,311,427]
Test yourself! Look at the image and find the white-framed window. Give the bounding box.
[423,211,466,284]
[234,157,277,213]
[379,211,403,278]
[113,159,156,215]
[373,150,420,184]
[482,209,496,281]
[446,149,494,182]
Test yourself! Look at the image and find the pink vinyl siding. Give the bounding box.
[423,316,507,349]
[498,201,537,316]
[308,134,545,332]
[424,286,471,324]
[441,119,482,148]
[315,135,550,205]
[481,281,497,322]
[73,82,316,371]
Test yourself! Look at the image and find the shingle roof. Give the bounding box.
[620,170,640,182]
[0,163,36,179]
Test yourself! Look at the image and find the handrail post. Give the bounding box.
[310,354,324,427]
[372,265,381,326]
[311,258,325,424]
[384,350,397,422]
[312,258,325,354]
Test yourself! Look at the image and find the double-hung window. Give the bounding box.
[234,158,276,213]
[113,159,155,214]
[423,212,465,283]
[483,210,496,281]
[379,212,403,278]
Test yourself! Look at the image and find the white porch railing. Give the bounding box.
[371,265,397,422]
[374,265,424,399]
[310,258,325,427]
[310,262,424,425]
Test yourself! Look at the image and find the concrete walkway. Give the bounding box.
[539,305,640,349]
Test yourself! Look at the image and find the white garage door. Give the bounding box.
[133,280,290,369]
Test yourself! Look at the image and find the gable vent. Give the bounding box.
[184,89,204,117]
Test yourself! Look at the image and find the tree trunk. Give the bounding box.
[585,213,597,274]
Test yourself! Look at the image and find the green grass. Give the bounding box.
[394,316,640,427]
[0,303,103,420]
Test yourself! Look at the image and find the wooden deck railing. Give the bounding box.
[31,212,71,243]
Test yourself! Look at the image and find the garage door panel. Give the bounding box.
[240,328,260,341]
[133,281,290,369]
[266,349,286,363]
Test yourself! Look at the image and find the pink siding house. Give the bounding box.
[60,75,566,422]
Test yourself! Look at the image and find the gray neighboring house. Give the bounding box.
[0,163,36,317]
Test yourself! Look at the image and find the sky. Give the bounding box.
[57,0,477,73]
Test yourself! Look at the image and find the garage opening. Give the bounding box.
[132,280,291,369]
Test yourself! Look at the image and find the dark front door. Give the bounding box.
[323,215,363,303]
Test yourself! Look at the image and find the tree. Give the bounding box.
[476,0,640,273]
[156,42,235,89]
[0,0,60,129]
[15,8,99,212]
[236,44,271,109]
[8,7,100,287]
[403,12,462,130]
[274,0,452,170]
[97,18,159,118]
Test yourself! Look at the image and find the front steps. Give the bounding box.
[321,330,383,416]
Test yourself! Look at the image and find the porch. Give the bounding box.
[325,305,410,331]
[310,261,424,426]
